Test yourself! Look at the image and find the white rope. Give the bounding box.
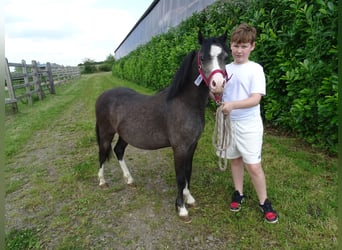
[212,105,231,171]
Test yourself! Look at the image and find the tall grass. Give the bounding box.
[5,73,337,249]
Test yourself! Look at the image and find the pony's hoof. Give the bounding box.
[188,202,199,210]
[124,176,134,185]
[99,183,109,188]
[179,215,192,224]
[127,183,137,189]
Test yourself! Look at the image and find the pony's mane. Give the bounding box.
[167,51,196,101]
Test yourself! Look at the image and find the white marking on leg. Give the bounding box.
[183,183,196,205]
[119,160,134,184]
[98,164,106,186]
[178,205,189,217]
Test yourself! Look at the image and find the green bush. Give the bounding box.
[98,63,112,72]
[250,0,338,153]
[112,0,337,154]
[99,54,115,72]
[82,60,97,74]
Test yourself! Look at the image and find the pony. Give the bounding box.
[95,32,229,222]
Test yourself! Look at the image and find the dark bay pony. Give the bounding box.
[95,32,229,222]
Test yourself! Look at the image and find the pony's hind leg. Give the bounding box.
[98,164,107,187]
[173,149,191,223]
[98,139,112,187]
[114,136,134,185]
[183,143,197,208]
[96,123,114,187]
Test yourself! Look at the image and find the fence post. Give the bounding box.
[31,60,44,100]
[62,66,67,83]
[22,60,33,105]
[4,58,18,112]
[46,62,56,94]
[58,66,64,84]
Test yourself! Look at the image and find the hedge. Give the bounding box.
[113,0,337,154]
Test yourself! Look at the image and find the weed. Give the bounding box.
[6,228,41,249]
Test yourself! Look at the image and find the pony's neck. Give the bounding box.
[167,50,209,108]
[180,55,209,108]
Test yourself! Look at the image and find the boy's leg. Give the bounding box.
[230,157,245,211]
[231,157,244,194]
[246,163,278,223]
[245,163,267,204]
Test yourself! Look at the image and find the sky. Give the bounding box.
[5,0,153,66]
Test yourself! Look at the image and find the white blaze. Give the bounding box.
[210,45,223,70]
[209,45,225,93]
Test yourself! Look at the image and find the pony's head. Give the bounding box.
[198,32,229,95]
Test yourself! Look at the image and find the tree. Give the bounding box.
[82,58,97,74]
[99,54,115,72]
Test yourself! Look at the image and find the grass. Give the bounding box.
[6,228,41,250]
[5,72,337,249]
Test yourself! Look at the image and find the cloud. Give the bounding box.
[5,0,152,65]
[6,26,78,40]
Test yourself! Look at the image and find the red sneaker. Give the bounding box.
[259,199,278,223]
[230,190,245,212]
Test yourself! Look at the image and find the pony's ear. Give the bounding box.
[219,31,228,43]
[198,31,204,45]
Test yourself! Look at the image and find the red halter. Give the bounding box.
[197,51,231,87]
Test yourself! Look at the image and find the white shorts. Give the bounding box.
[216,115,263,164]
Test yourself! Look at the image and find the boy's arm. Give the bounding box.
[221,93,262,115]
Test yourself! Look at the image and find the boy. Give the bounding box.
[220,23,278,223]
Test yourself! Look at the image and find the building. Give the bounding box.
[114,0,219,59]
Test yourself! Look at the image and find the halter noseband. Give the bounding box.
[197,51,231,87]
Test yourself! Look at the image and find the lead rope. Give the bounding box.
[212,105,231,171]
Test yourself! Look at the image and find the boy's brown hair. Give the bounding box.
[231,23,257,44]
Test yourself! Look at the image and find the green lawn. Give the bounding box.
[5,72,337,249]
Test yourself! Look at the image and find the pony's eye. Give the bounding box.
[200,55,205,61]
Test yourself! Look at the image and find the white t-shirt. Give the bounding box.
[223,61,266,120]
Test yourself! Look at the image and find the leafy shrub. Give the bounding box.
[82,60,97,74]
[112,0,337,154]
[99,54,115,72]
[98,63,112,72]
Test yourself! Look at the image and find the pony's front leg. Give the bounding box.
[183,184,196,207]
[176,184,197,223]
[176,190,191,223]
[183,143,198,208]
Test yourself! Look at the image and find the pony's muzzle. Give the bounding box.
[210,74,226,94]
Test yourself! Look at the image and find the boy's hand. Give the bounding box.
[221,93,262,115]
[221,102,234,115]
